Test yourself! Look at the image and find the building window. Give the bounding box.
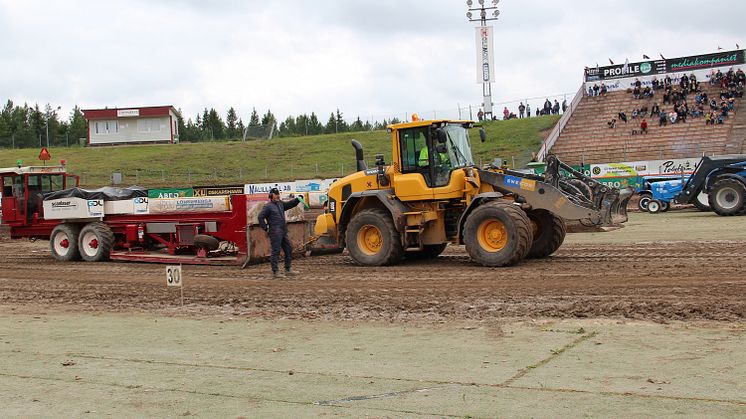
[137,118,161,133]
[94,120,118,134]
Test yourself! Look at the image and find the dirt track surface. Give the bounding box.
[1,227,745,323]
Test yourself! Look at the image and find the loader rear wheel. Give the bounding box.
[708,178,746,216]
[526,209,566,259]
[50,224,81,262]
[346,209,403,266]
[407,243,448,260]
[78,222,114,262]
[463,201,532,267]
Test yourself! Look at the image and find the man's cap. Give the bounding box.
[269,187,280,195]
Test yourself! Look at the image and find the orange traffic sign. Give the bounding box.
[38,147,51,161]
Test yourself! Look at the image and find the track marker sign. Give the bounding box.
[166,265,182,286]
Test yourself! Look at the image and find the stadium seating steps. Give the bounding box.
[548,82,744,165]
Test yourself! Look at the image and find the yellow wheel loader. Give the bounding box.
[313,119,631,267]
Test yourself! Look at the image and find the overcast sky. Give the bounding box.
[0,0,743,123]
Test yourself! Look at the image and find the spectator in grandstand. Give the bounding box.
[640,119,648,134]
[664,75,672,89]
[618,110,628,123]
[663,89,671,105]
[720,101,729,117]
[543,99,552,115]
[642,86,653,98]
[676,101,688,123]
[717,113,726,124]
[639,105,649,117]
[632,85,641,99]
[607,118,617,128]
[592,84,600,96]
[518,102,526,118]
[477,109,484,122]
[710,98,719,110]
[651,103,661,116]
[652,76,661,90]
[503,106,510,120]
[526,104,531,117]
[691,103,705,118]
[562,98,568,113]
[737,68,746,83]
[600,83,608,96]
[680,74,689,92]
[695,92,702,105]
[553,100,560,115]
[631,109,639,119]
[634,78,642,89]
[659,109,668,126]
[701,92,709,105]
[728,97,735,111]
[588,86,594,96]
[737,82,744,98]
[669,110,678,124]
[705,111,714,125]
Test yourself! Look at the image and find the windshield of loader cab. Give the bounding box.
[442,124,475,168]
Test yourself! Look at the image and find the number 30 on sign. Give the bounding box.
[166,265,182,287]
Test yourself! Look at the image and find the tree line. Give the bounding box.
[0,100,87,149]
[178,107,401,141]
[0,99,404,148]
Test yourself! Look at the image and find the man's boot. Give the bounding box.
[272,271,286,279]
[284,268,300,277]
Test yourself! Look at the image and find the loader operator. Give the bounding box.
[258,188,301,279]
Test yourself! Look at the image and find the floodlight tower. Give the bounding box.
[466,0,500,119]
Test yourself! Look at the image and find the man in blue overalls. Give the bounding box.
[258,188,301,278]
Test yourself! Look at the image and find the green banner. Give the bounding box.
[148,188,194,199]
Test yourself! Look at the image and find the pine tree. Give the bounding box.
[226,107,238,139]
[350,116,364,132]
[308,112,323,135]
[324,112,337,134]
[335,108,348,132]
[67,106,87,146]
[249,107,260,127]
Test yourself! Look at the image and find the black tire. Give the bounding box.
[194,234,220,251]
[78,222,115,262]
[346,208,403,266]
[638,194,652,211]
[692,191,711,212]
[49,223,81,262]
[647,199,662,214]
[406,243,448,260]
[660,200,670,212]
[463,201,533,267]
[708,178,746,216]
[526,209,566,259]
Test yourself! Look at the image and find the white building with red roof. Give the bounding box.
[81,106,180,146]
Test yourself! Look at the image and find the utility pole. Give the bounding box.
[466,0,500,120]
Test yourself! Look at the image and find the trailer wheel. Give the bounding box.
[194,234,220,251]
[406,243,448,260]
[637,194,652,211]
[78,222,114,262]
[708,178,746,216]
[346,208,403,266]
[647,199,662,214]
[526,209,566,259]
[660,200,670,212]
[463,201,532,267]
[693,191,711,212]
[50,224,81,262]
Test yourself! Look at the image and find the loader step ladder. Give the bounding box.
[403,211,428,251]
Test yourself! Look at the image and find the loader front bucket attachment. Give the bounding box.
[608,187,633,225]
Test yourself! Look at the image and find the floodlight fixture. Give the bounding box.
[467,11,472,18]
[466,0,473,5]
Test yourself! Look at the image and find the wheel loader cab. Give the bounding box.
[393,121,476,201]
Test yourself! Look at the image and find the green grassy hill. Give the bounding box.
[0,116,559,188]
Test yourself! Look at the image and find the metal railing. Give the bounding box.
[536,84,585,161]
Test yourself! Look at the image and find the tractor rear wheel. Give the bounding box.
[708,178,746,216]
[50,223,81,262]
[637,194,651,211]
[346,208,403,266]
[78,222,115,262]
[463,201,532,267]
[406,243,448,260]
[526,209,566,259]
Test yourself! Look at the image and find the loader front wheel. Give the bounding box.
[78,222,114,262]
[463,201,532,267]
[346,209,403,266]
[526,209,566,259]
[50,224,81,262]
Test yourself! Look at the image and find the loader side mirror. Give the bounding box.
[479,128,487,143]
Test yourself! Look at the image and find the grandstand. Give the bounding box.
[539,50,746,165]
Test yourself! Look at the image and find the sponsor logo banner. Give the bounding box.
[193,185,245,197]
[667,50,744,72]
